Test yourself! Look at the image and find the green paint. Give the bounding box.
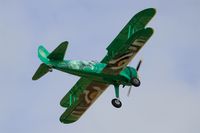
[128,25,132,38]
[69,94,72,106]
[32,8,156,124]
[104,8,156,60]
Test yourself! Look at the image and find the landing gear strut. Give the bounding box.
[111,84,122,108]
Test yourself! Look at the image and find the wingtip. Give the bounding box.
[32,75,39,80]
[139,8,157,16]
[32,77,36,80]
[145,27,154,35]
[60,117,77,124]
[144,8,156,13]
[61,41,69,46]
[32,73,38,80]
[150,8,157,16]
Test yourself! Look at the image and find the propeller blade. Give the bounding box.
[136,60,142,71]
[127,86,132,97]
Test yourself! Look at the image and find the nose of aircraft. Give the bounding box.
[131,77,141,87]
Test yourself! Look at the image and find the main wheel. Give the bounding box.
[131,78,140,87]
[111,98,122,108]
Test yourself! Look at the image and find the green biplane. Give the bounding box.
[32,8,156,124]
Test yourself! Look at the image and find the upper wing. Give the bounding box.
[60,78,108,124]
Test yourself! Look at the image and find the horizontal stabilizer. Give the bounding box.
[47,41,68,61]
[32,63,49,80]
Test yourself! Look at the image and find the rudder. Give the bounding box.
[47,41,68,61]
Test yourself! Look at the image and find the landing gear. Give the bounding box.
[131,78,140,87]
[111,98,122,108]
[111,84,122,108]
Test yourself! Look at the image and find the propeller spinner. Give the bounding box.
[127,60,142,96]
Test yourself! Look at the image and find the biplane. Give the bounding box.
[32,8,156,124]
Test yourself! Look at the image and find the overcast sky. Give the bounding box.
[0,0,200,133]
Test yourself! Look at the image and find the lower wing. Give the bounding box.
[102,27,154,75]
[60,78,109,124]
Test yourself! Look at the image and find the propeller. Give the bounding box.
[127,86,132,97]
[136,60,142,71]
[127,59,142,97]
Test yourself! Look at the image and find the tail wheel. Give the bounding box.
[49,68,53,72]
[111,98,122,108]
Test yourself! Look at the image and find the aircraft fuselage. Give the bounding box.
[50,60,137,86]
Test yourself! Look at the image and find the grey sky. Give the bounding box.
[0,0,200,133]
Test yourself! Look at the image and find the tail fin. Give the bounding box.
[33,41,68,80]
[47,41,68,61]
[38,41,68,63]
[32,63,50,80]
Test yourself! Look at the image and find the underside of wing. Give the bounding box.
[105,8,156,55]
[101,8,156,75]
[60,78,109,124]
[60,78,91,108]
[102,27,154,75]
